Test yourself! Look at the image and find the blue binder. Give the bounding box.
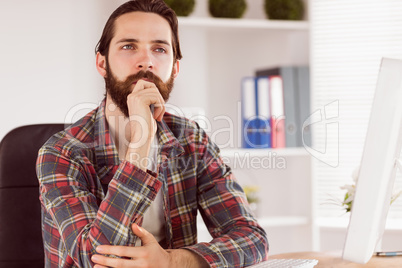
[241,77,271,148]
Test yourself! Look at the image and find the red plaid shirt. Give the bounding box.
[37,100,268,267]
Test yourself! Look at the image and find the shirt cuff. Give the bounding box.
[114,160,162,200]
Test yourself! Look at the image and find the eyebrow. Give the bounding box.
[115,38,170,46]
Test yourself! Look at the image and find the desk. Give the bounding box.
[270,251,402,267]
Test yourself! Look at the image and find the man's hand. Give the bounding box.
[127,79,165,126]
[125,79,165,170]
[92,223,170,268]
[91,224,209,268]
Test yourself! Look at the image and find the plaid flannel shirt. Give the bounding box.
[37,99,268,267]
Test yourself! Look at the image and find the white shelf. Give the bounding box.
[317,217,349,229]
[258,216,310,227]
[318,217,402,231]
[221,147,310,158]
[178,17,309,32]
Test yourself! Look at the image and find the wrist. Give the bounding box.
[125,140,152,171]
[128,113,157,142]
[167,249,209,268]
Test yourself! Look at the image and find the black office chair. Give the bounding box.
[0,124,65,268]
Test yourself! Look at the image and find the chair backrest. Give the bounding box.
[0,124,66,268]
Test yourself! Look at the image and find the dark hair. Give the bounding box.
[95,0,182,61]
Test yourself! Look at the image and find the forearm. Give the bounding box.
[196,163,269,266]
[184,223,269,268]
[168,249,210,268]
[125,120,155,171]
[125,141,151,171]
[38,149,162,265]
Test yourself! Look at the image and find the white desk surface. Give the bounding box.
[270,251,402,267]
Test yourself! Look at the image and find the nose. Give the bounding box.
[136,51,153,71]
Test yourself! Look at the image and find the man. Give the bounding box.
[36,0,269,267]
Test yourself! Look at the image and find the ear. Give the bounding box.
[172,60,180,79]
[96,52,107,77]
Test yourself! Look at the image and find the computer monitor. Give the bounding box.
[343,57,402,263]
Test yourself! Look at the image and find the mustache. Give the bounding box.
[113,70,165,92]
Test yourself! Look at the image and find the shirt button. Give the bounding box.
[148,185,156,192]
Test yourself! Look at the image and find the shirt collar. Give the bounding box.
[156,118,185,163]
[93,99,185,178]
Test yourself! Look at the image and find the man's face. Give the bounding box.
[105,63,175,118]
[98,11,179,116]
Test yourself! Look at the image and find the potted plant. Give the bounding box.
[164,0,195,17]
[341,166,402,213]
[243,185,260,216]
[209,0,247,19]
[264,0,304,20]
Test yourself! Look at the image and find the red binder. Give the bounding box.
[270,76,286,148]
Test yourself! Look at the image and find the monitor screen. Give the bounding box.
[342,58,402,263]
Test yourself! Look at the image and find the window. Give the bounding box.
[311,0,402,218]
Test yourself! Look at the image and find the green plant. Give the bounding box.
[243,185,260,204]
[264,0,304,20]
[164,0,195,17]
[209,0,247,19]
[339,166,402,213]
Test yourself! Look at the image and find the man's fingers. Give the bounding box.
[92,225,169,268]
[153,102,165,122]
[96,245,141,257]
[93,265,108,268]
[131,223,156,245]
[127,85,165,122]
[133,79,157,92]
[93,264,108,268]
[92,253,146,267]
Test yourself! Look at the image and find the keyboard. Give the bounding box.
[248,259,319,268]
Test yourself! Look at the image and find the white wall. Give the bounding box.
[0,1,130,140]
[0,0,308,142]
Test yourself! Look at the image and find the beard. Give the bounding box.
[104,63,175,118]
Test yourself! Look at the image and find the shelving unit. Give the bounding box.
[172,3,313,255]
[221,148,309,158]
[196,146,314,254]
[171,14,310,147]
[178,17,309,31]
[258,216,310,227]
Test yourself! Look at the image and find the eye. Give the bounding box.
[122,44,134,50]
[154,47,167,53]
